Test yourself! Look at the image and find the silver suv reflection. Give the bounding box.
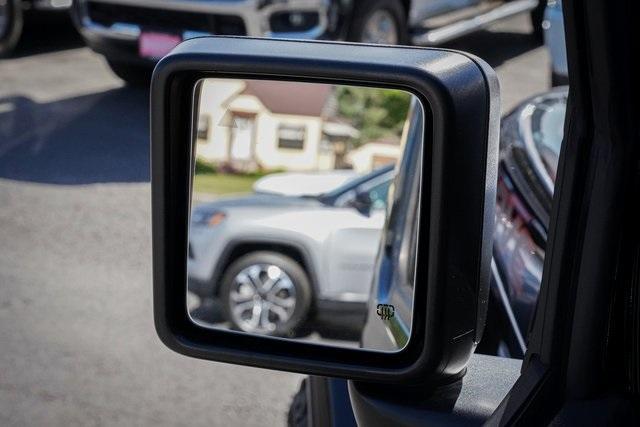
[188,165,394,336]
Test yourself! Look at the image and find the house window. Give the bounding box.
[277,124,306,150]
[197,114,210,141]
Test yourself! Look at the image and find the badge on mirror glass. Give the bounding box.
[139,32,181,60]
[377,304,395,320]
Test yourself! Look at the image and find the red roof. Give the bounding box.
[242,80,332,116]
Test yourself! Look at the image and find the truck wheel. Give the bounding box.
[220,251,312,337]
[348,0,407,45]
[0,0,22,57]
[106,59,151,86]
[530,0,546,43]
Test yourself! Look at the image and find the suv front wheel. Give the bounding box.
[220,251,312,337]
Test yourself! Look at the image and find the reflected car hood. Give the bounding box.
[193,193,324,214]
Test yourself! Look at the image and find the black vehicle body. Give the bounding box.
[290,87,570,425]
[487,87,568,358]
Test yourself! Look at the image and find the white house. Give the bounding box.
[347,136,401,173]
[196,79,355,172]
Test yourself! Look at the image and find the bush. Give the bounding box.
[195,158,217,175]
[195,159,287,178]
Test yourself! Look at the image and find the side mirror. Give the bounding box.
[353,190,373,215]
[151,37,499,385]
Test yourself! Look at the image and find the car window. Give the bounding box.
[328,168,395,209]
[339,173,394,211]
[366,179,392,211]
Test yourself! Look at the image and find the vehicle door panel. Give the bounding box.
[324,210,386,299]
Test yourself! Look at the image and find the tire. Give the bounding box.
[530,0,546,43]
[287,378,308,427]
[220,251,313,337]
[105,59,152,86]
[0,0,22,58]
[348,0,407,45]
[551,70,569,87]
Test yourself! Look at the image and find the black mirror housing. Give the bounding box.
[151,36,499,384]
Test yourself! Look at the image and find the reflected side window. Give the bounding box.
[366,180,392,211]
[277,124,306,150]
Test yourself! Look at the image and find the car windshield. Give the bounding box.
[318,164,395,203]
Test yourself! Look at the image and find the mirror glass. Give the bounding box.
[188,78,423,352]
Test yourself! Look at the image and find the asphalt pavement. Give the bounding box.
[0,13,549,427]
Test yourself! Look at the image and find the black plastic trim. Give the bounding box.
[349,354,521,426]
[151,36,499,383]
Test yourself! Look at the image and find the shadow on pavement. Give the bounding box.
[0,87,150,184]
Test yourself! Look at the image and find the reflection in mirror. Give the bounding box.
[188,78,423,352]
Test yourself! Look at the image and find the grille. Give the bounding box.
[87,2,247,36]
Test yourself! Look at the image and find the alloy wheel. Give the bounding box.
[228,263,297,334]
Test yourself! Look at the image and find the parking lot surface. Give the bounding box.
[0,14,549,426]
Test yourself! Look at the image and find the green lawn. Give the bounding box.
[193,173,259,195]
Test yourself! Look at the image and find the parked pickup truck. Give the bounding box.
[72,0,546,84]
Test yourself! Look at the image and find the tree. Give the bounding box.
[335,86,411,146]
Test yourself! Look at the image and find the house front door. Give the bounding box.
[229,115,256,170]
